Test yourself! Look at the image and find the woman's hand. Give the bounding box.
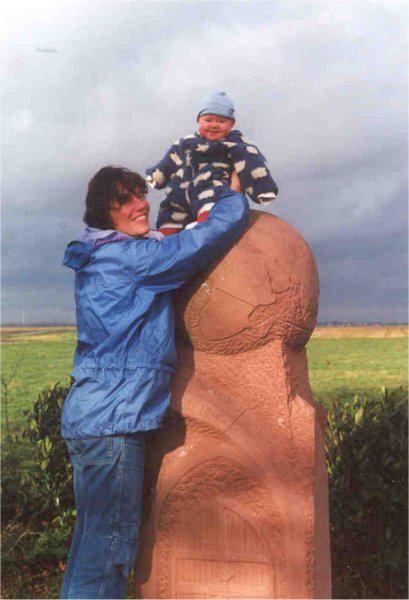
[230,170,242,193]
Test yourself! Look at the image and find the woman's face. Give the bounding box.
[109,186,150,236]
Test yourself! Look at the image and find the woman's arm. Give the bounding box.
[130,191,249,293]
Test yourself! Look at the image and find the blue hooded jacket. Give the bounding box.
[61,191,248,439]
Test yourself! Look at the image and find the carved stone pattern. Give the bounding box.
[156,456,285,597]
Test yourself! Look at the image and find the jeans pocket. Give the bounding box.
[124,439,145,471]
[67,437,114,468]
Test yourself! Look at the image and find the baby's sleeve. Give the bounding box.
[145,139,185,190]
[229,141,279,205]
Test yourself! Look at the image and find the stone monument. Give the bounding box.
[136,211,331,599]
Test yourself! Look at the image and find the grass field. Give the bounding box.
[1,329,76,433]
[1,325,407,432]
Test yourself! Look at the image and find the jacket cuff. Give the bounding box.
[257,192,276,205]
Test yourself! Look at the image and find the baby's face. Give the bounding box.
[198,114,235,141]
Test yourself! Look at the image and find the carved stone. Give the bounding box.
[136,211,331,599]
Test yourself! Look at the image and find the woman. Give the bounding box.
[60,166,248,599]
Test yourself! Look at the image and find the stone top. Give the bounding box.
[176,211,319,354]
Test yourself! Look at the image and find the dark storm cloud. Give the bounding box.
[1,1,407,323]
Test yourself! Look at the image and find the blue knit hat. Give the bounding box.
[197,91,235,120]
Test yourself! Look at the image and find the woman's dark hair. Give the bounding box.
[83,166,148,229]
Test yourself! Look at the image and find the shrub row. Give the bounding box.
[1,383,408,598]
[1,383,75,599]
[326,387,408,598]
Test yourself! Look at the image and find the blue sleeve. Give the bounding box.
[133,191,249,292]
[145,139,184,190]
[229,143,279,203]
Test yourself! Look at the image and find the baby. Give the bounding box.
[146,91,279,235]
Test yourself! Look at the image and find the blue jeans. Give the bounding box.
[61,433,145,599]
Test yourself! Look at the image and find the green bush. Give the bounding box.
[2,381,74,527]
[1,432,31,525]
[22,381,75,522]
[326,387,408,599]
[1,382,75,598]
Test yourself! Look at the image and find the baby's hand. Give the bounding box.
[230,170,242,193]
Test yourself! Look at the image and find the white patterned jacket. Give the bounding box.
[146,130,279,231]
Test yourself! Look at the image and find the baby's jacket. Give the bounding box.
[146,130,279,231]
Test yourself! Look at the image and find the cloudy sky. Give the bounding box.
[1,0,407,324]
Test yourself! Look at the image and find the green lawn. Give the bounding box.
[1,331,76,433]
[307,337,408,406]
[1,329,407,433]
